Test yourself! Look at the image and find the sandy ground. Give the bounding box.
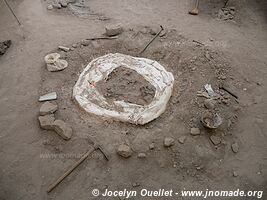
[0,0,267,200]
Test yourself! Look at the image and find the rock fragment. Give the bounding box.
[233,171,238,177]
[52,120,72,140]
[40,102,58,115]
[231,142,239,153]
[81,40,90,46]
[39,92,57,102]
[210,135,221,145]
[164,137,175,147]
[149,143,155,150]
[190,128,200,136]
[105,24,123,36]
[204,99,216,109]
[58,46,70,52]
[117,144,132,158]
[59,0,68,7]
[38,114,55,130]
[44,53,68,72]
[178,136,186,144]
[137,153,146,158]
[0,40,11,55]
[47,4,53,10]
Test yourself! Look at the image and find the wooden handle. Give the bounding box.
[47,148,94,193]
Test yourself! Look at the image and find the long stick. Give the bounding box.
[138,25,164,55]
[3,0,21,25]
[47,148,95,193]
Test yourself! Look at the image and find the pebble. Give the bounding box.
[58,46,70,52]
[178,136,186,144]
[81,40,90,46]
[105,24,123,36]
[53,3,61,9]
[117,144,132,158]
[72,43,78,48]
[204,99,216,109]
[190,128,200,136]
[52,120,72,140]
[132,182,140,187]
[149,143,155,150]
[38,114,55,130]
[39,102,58,116]
[137,153,146,158]
[231,142,239,153]
[59,0,68,7]
[47,4,53,10]
[39,92,57,101]
[164,137,175,147]
[233,171,238,177]
[210,135,221,145]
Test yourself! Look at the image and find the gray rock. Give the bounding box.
[47,4,53,10]
[210,135,221,145]
[39,92,57,102]
[233,171,238,177]
[149,143,155,150]
[178,136,186,144]
[204,99,216,109]
[59,0,68,7]
[58,46,70,52]
[44,53,68,72]
[164,137,175,147]
[40,102,58,115]
[0,40,11,55]
[38,114,55,130]
[53,3,61,9]
[231,142,239,153]
[190,128,200,135]
[72,43,78,48]
[52,120,72,140]
[117,144,132,158]
[81,40,90,46]
[105,24,123,36]
[137,153,146,158]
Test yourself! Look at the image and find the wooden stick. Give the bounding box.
[138,25,164,55]
[47,148,95,193]
[3,0,21,25]
[85,36,118,40]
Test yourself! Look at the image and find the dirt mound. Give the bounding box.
[97,67,155,106]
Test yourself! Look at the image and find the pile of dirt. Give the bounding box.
[97,67,156,106]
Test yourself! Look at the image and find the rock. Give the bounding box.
[52,120,72,140]
[231,142,239,153]
[58,46,70,52]
[117,144,132,158]
[72,43,78,48]
[39,92,57,102]
[190,128,200,136]
[59,0,68,7]
[233,171,238,177]
[164,137,175,147]
[0,40,11,55]
[105,24,123,36]
[81,40,90,46]
[149,143,155,150]
[38,114,55,130]
[204,99,216,109]
[137,153,146,158]
[210,135,221,145]
[132,182,140,187]
[178,136,186,144]
[53,3,61,9]
[40,102,58,115]
[44,53,68,72]
[47,4,53,10]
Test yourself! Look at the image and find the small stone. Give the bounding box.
[204,99,216,109]
[190,128,200,136]
[231,142,239,153]
[233,171,238,177]
[81,40,90,46]
[72,44,78,48]
[39,92,57,102]
[0,40,11,55]
[105,24,123,36]
[132,182,140,187]
[53,3,61,9]
[38,114,55,130]
[137,153,146,158]
[47,4,53,10]
[149,143,155,150]
[44,53,68,72]
[58,46,70,52]
[40,102,58,115]
[210,135,221,145]
[164,137,175,147]
[178,136,186,144]
[52,120,72,140]
[59,0,68,7]
[117,144,132,158]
